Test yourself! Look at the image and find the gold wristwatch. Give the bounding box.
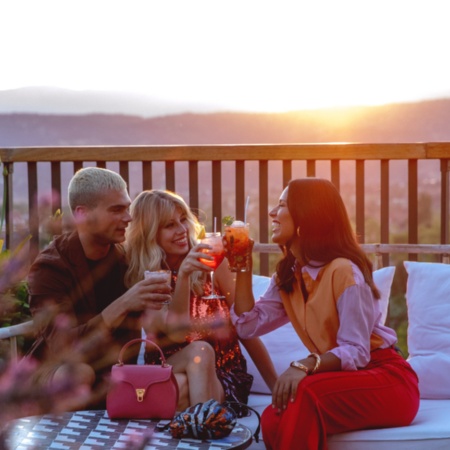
[290,360,310,375]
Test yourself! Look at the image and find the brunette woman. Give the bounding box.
[230,178,419,449]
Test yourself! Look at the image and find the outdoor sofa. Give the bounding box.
[238,261,450,449]
[2,261,450,448]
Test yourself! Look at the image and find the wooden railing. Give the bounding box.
[1,143,449,274]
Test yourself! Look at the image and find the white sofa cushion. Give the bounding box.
[374,266,396,324]
[244,267,396,394]
[241,396,450,450]
[404,261,450,399]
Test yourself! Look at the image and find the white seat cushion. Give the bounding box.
[244,396,450,450]
[404,261,450,399]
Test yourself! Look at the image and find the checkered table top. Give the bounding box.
[6,409,253,449]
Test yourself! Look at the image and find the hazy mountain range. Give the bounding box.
[1,87,450,146]
[0,87,222,118]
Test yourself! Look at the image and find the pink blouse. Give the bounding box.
[230,262,398,370]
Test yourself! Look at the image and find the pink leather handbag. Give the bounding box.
[106,338,179,420]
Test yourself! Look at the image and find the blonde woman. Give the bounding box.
[125,190,277,414]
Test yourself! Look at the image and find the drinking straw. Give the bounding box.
[244,196,250,224]
[214,216,217,233]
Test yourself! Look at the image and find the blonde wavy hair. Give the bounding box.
[124,190,205,295]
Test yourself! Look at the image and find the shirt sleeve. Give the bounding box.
[230,274,290,338]
[330,282,375,370]
[329,267,398,370]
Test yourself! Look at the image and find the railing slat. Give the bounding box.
[380,160,390,267]
[331,160,340,190]
[356,160,365,243]
[188,161,199,214]
[3,163,13,250]
[408,160,418,261]
[142,161,152,191]
[50,162,62,236]
[441,159,450,244]
[165,161,175,192]
[27,162,39,262]
[306,160,316,177]
[74,161,83,173]
[212,161,222,228]
[259,160,269,274]
[236,161,245,221]
[119,162,129,189]
[282,160,292,187]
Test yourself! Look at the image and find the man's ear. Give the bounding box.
[73,205,89,224]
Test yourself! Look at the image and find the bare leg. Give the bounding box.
[168,341,224,407]
[174,373,190,411]
[51,362,96,411]
[53,362,96,387]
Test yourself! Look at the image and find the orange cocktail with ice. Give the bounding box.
[199,233,225,270]
[199,232,226,300]
[224,221,250,272]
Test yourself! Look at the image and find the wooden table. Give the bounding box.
[6,409,253,449]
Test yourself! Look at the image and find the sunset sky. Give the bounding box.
[1,0,450,113]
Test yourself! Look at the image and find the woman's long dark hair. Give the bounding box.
[276,178,380,298]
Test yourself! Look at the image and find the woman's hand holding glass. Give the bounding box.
[222,222,254,274]
[172,243,212,277]
[199,232,226,300]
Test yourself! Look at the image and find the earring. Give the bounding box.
[296,226,301,237]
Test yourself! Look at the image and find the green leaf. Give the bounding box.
[222,215,235,226]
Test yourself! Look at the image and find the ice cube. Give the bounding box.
[231,220,246,227]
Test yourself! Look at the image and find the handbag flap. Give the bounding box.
[111,364,173,390]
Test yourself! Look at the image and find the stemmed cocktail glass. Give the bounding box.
[199,232,225,300]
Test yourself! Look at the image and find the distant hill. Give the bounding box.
[0,87,218,118]
[1,98,450,146]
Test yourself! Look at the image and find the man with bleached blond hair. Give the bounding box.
[28,167,170,409]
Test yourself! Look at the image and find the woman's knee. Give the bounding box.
[53,362,96,387]
[185,341,216,369]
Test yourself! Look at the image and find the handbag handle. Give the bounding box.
[117,338,170,367]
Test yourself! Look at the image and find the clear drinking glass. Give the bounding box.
[199,232,225,300]
[223,221,251,272]
[144,269,172,305]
